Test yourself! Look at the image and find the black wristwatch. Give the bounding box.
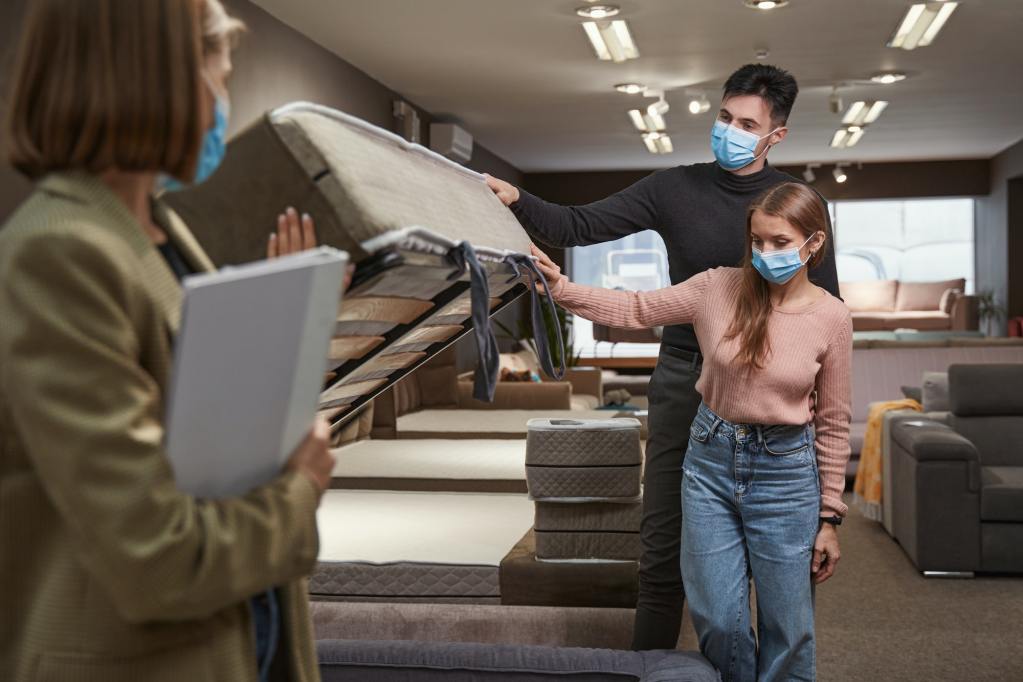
[819,515,842,528]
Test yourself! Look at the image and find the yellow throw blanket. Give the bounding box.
[853,398,922,521]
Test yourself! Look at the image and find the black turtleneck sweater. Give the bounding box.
[510,162,841,352]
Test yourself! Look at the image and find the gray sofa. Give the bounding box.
[317,640,718,681]
[889,364,1023,575]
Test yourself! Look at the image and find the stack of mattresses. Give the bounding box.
[165,102,559,429]
[525,418,643,562]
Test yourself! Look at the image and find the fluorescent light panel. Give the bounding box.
[582,20,638,62]
[888,2,958,50]
[842,100,888,126]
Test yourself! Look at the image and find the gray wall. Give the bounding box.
[976,136,1023,324]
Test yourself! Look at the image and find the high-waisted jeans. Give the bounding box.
[681,402,820,682]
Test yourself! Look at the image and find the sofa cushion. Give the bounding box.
[840,280,898,312]
[885,311,951,331]
[921,372,949,413]
[980,467,1023,522]
[949,363,1023,416]
[895,278,966,312]
[939,288,961,314]
[849,313,892,331]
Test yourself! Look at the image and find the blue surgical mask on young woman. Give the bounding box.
[710,119,780,171]
[159,75,229,192]
[752,233,818,285]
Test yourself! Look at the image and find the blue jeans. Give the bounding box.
[681,402,820,682]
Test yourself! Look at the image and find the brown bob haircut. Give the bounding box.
[5,0,206,181]
[724,182,831,369]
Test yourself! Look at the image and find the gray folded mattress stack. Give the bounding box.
[525,418,643,562]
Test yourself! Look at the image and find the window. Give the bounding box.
[831,197,975,292]
[568,197,976,358]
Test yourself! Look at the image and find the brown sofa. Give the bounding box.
[840,278,978,332]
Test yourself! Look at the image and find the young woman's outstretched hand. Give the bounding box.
[530,243,567,296]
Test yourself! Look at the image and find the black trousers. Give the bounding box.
[631,345,703,651]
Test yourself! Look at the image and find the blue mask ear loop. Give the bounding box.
[505,254,566,381]
[449,242,500,402]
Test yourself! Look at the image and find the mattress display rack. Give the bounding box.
[165,102,562,431]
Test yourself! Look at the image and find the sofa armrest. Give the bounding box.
[889,418,981,571]
[950,294,980,331]
[457,378,572,410]
[561,367,603,403]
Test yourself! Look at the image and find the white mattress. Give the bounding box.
[331,439,525,481]
[396,409,612,439]
[312,490,533,600]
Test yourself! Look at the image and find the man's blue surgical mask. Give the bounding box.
[710,119,780,171]
[751,233,818,285]
[159,74,229,192]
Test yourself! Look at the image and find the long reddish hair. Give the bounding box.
[724,182,831,369]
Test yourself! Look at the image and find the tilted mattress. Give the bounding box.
[312,490,533,601]
[164,103,540,427]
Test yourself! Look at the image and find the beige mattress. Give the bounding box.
[312,490,534,602]
[165,103,540,429]
[330,439,526,493]
[396,409,613,440]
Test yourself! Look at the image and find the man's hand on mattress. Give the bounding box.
[530,243,567,298]
[285,418,335,500]
[267,206,317,259]
[484,174,520,206]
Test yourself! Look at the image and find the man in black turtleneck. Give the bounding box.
[487,64,841,651]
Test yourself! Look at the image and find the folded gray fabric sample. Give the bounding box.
[526,465,641,500]
[526,418,643,467]
[534,531,642,561]
[534,500,642,533]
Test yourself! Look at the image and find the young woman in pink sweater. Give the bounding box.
[533,182,852,682]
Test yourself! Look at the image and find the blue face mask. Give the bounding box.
[751,234,817,285]
[710,119,779,171]
[159,76,229,192]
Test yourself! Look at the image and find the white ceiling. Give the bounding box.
[252,0,1023,172]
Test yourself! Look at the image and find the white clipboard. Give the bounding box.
[165,247,347,498]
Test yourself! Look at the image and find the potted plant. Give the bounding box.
[976,290,1007,337]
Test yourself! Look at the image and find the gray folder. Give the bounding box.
[165,247,347,498]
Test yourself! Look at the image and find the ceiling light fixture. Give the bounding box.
[646,98,669,130]
[687,93,711,115]
[802,163,820,183]
[615,82,646,95]
[830,126,867,149]
[841,100,888,126]
[576,4,620,19]
[642,132,673,155]
[744,0,790,9]
[833,165,849,184]
[582,19,639,62]
[870,71,908,85]
[887,2,958,50]
[628,109,665,133]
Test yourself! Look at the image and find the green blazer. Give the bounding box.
[0,173,321,682]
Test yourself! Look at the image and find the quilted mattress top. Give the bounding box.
[526,417,642,432]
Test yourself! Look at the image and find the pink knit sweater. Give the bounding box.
[553,267,853,517]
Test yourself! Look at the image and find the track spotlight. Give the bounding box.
[833,165,848,184]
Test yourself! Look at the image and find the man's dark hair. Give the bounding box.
[722,64,799,126]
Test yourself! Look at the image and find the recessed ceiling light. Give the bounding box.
[744,0,790,10]
[642,132,673,155]
[615,83,646,95]
[581,19,639,62]
[888,2,958,50]
[576,4,620,20]
[830,126,867,149]
[871,72,908,85]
